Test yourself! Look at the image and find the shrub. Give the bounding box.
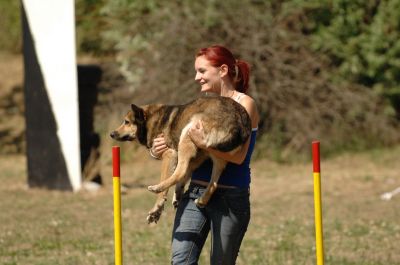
[96,0,399,160]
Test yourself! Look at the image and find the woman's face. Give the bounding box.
[194,55,222,93]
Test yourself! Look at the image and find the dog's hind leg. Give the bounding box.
[195,157,227,208]
[147,149,177,224]
[148,135,197,193]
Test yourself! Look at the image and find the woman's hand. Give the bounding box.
[150,134,168,159]
[188,120,207,149]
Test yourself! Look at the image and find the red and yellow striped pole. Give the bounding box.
[112,146,123,265]
[312,141,324,265]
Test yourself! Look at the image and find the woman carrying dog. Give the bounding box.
[151,45,259,265]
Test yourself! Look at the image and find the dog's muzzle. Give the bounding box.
[110,131,134,141]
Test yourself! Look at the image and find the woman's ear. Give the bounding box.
[219,64,229,77]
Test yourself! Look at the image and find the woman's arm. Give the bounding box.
[189,96,259,165]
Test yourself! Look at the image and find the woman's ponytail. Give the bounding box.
[235,60,250,94]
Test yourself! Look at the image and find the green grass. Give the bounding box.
[1,145,400,264]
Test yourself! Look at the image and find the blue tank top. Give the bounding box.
[191,129,257,188]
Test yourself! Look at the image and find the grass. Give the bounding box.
[1,144,400,264]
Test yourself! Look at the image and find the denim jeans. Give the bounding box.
[171,183,251,265]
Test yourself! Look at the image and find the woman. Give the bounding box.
[151,45,259,265]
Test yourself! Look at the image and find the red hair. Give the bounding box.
[196,45,250,94]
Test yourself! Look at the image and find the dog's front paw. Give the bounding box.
[147,204,164,224]
[147,185,163,193]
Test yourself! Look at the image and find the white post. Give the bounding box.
[22,0,81,191]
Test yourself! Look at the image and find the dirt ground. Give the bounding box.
[0,53,23,93]
[1,144,400,264]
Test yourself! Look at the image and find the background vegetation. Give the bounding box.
[1,0,400,160]
[80,0,400,161]
[304,0,400,111]
[0,0,21,52]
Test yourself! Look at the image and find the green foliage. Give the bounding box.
[97,0,267,92]
[1,0,399,159]
[96,0,399,160]
[301,0,400,110]
[0,1,21,52]
[75,0,109,54]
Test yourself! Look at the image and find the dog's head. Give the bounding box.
[110,104,146,142]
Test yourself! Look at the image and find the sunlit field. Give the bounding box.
[1,145,400,264]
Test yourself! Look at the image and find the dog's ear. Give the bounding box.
[131,104,145,122]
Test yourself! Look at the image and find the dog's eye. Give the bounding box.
[124,120,130,125]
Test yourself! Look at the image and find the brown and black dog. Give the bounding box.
[110,95,251,223]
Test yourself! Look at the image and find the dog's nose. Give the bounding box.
[110,131,116,138]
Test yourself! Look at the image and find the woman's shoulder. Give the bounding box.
[240,94,257,110]
[239,94,259,127]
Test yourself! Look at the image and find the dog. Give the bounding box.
[110,95,252,223]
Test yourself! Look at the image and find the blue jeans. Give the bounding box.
[171,183,250,265]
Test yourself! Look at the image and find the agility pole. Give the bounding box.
[312,141,324,265]
[112,146,123,265]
